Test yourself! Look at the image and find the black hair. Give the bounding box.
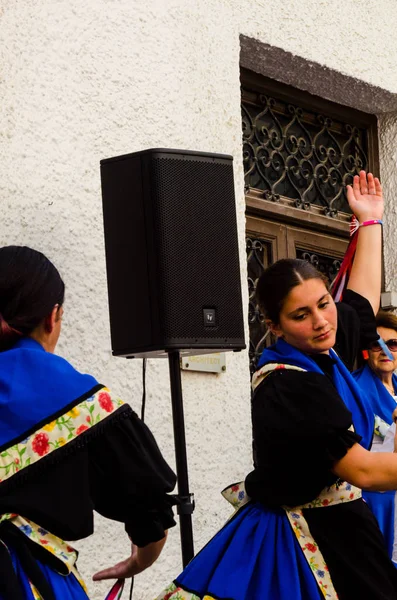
[376,310,397,333]
[0,246,65,351]
[256,258,328,324]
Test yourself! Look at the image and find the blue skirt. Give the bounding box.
[363,489,396,561]
[0,545,89,600]
[157,501,324,600]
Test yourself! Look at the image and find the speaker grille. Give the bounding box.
[150,156,244,342]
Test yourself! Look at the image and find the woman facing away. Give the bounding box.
[353,310,397,564]
[0,246,177,599]
[154,171,397,600]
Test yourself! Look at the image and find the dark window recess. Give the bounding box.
[246,236,273,373]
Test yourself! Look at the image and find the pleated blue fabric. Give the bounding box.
[173,503,323,600]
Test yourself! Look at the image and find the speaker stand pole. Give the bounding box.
[168,350,195,568]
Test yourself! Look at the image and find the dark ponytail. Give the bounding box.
[0,246,65,351]
[256,258,328,324]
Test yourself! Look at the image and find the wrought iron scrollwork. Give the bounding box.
[296,250,342,284]
[246,236,273,374]
[242,91,369,217]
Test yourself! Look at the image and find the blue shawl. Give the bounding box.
[352,364,397,561]
[0,337,99,449]
[258,338,374,450]
[353,364,397,425]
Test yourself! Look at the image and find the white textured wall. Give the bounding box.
[1,1,397,599]
[378,114,397,295]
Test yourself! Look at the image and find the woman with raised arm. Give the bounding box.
[155,172,397,600]
[0,246,176,599]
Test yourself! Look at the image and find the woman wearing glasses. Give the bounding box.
[353,312,397,564]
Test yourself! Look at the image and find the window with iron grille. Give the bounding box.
[242,68,379,220]
[242,69,379,373]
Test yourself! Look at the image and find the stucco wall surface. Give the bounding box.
[1,1,397,599]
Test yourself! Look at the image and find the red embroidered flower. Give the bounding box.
[32,432,50,456]
[86,416,91,423]
[14,458,19,464]
[41,539,48,544]
[76,424,89,436]
[349,492,355,499]
[98,391,113,413]
[274,365,285,370]
[305,543,317,553]
[322,499,329,506]
[98,392,113,412]
[231,485,239,492]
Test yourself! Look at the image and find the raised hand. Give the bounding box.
[346,171,383,223]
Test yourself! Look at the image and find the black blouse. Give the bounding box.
[0,404,176,547]
[245,288,376,505]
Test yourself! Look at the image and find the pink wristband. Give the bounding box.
[359,219,383,227]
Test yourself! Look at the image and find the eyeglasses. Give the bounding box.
[368,339,397,353]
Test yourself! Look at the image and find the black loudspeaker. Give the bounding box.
[100,148,246,358]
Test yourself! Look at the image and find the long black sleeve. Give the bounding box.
[335,289,378,371]
[88,408,177,546]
